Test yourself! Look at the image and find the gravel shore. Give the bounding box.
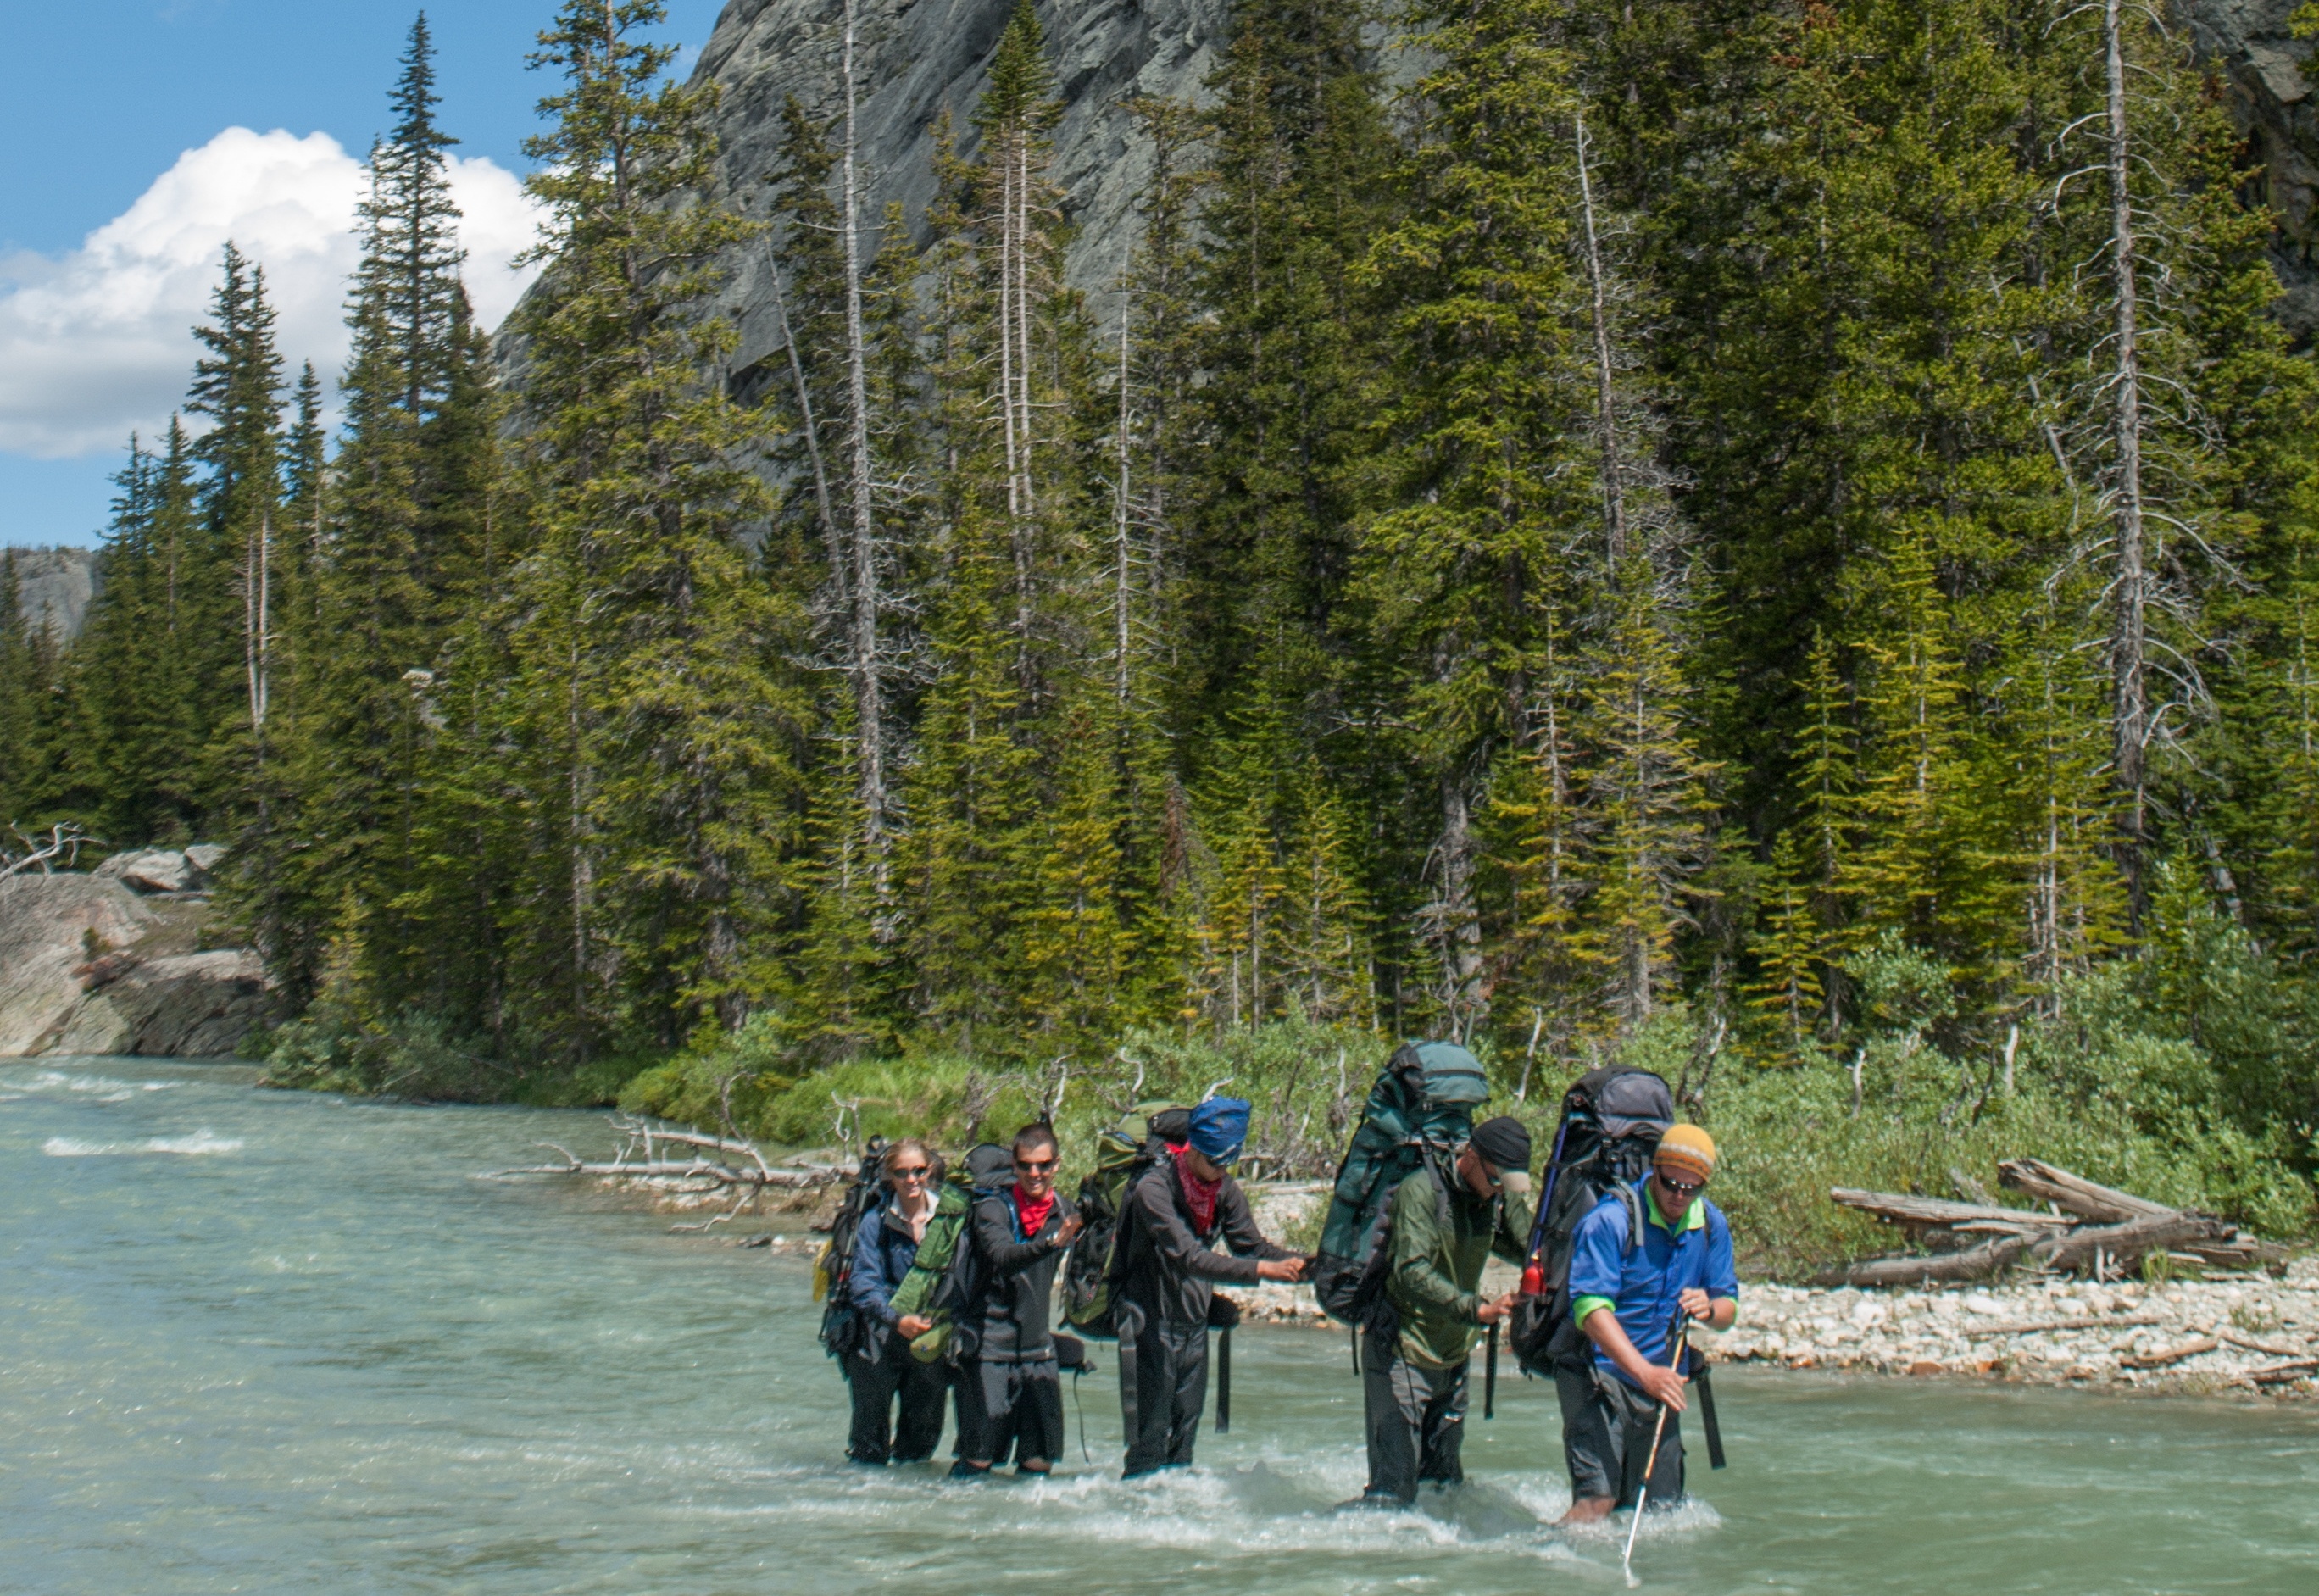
[641,1173,2319,1400]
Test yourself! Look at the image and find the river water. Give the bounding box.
[6,1055,2318,1595]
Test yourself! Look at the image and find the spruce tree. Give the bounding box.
[512,0,809,1049]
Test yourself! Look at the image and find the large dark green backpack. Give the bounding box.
[1310,1041,1492,1325]
[1061,1102,1189,1338]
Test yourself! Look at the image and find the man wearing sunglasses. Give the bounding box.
[1360,1115,1535,1506]
[1555,1122,1738,1526]
[952,1122,1084,1479]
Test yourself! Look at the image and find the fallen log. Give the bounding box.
[2220,1329,2306,1359]
[2032,1211,2237,1275]
[1997,1159,2173,1224]
[1959,1314,2162,1337]
[2242,1357,2319,1386]
[490,1148,846,1187]
[1830,1188,2074,1231]
[2120,1337,2217,1370]
[1814,1234,2031,1288]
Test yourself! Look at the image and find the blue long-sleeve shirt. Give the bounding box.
[1565,1184,1738,1386]
[848,1200,920,1326]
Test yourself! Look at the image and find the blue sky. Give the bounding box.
[0,1,726,549]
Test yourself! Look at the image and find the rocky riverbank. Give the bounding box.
[566,1159,2318,1399]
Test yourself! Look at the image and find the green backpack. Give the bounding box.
[1308,1041,1492,1325]
[1060,1102,1188,1339]
[892,1143,1011,1365]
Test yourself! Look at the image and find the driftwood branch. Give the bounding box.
[1816,1234,2032,1288]
[1997,1159,2173,1223]
[1832,1189,2074,1231]
[2121,1337,2216,1370]
[2032,1211,2235,1274]
[1959,1314,2162,1337]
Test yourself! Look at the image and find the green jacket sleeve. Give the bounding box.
[1388,1171,1476,1324]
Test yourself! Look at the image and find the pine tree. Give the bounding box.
[186,242,286,814]
[511,0,809,1048]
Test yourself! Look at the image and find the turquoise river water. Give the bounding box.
[5,1055,2319,1594]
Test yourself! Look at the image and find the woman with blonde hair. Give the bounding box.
[843,1137,949,1464]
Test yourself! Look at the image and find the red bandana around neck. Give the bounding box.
[1171,1143,1221,1235]
[1013,1182,1056,1238]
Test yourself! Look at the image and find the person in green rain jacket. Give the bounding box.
[1361,1115,1535,1504]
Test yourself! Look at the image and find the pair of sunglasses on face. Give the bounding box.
[1656,1172,1706,1198]
[891,1165,932,1182]
[1014,1155,1057,1175]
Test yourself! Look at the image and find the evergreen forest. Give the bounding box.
[8,0,2319,1265]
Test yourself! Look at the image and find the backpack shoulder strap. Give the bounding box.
[1618,1182,1648,1254]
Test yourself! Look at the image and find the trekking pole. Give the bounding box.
[1215,1326,1232,1433]
[1620,1316,1693,1585]
[1483,1321,1499,1419]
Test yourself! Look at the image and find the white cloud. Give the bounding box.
[0,126,544,460]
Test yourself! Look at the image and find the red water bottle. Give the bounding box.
[1519,1259,1544,1297]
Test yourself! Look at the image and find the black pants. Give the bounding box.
[846,1332,948,1465]
[1361,1326,1467,1503]
[955,1356,1065,1467]
[1121,1315,1209,1476]
[1556,1361,1683,1509]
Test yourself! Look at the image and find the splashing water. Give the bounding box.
[3,1056,2317,1594]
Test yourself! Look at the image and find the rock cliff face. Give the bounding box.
[682,0,1233,390]
[655,0,2319,370]
[2183,0,2319,339]
[4,547,98,643]
[0,875,271,1059]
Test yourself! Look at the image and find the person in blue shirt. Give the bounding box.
[1554,1122,1738,1525]
[844,1138,951,1465]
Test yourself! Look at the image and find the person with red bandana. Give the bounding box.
[1113,1096,1308,1478]
[948,1121,1083,1479]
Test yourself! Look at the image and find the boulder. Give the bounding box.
[95,848,199,894]
[182,843,228,876]
[0,876,159,1054]
[0,874,271,1057]
[103,951,272,1057]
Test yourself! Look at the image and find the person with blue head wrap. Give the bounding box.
[1111,1095,1310,1476]
[1187,1097,1251,1163]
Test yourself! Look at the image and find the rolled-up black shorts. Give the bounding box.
[1556,1361,1682,1509]
[957,1356,1065,1466]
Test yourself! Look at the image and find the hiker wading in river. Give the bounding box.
[951,1122,1082,1479]
[1115,1096,1308,1478]
[1555,1122,1738,1526]
[846,1139,950,1465]
[1360,1116,1534,1505]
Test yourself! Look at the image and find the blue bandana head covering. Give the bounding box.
[1187,1097,1252,1163]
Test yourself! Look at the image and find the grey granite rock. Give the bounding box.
[0,876,271,1058]
[2181,0,2319,338]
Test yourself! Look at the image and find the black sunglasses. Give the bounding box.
[1656,1173,1705,1198]
[890,1165,931,1180]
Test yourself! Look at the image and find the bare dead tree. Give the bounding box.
[839,0,891,898]
[2102,0,2151,917]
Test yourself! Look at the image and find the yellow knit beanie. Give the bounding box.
[1654,1123,1717,1186]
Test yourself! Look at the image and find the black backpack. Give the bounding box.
[1061,1103,1189,1339]
[814,1137,892,1363]
[1309,1041,1492,1326]
[1508,1067,1672,1375]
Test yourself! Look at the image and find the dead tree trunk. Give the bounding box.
[2103,0,2149,920]
[839,0,889,898]
[1575,111,1626,569]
